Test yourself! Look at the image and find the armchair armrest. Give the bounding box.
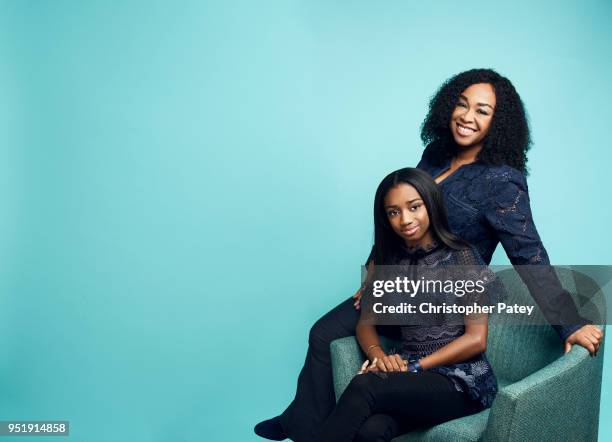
[330,337,363,400]
[483,344,603,442]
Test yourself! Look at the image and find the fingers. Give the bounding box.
[393,354,408,372]
[566,325,605,356]
[378,355,407,372]
[387,356,401,372]
[586,341,596,356]
[591,327,604,355]
[590,326,604,356]
[353,289,363,310]
[382,356,396,372]
[579,330,600,356]
[586,333,600,347]
[367,358,378,372]
[584,325,600,337]
[577,334,596,356]
[587,335,600,355]
[588,327,603,344]
[367,358,380,372]
[583,325,604,343]
[376,357,389,372]
[588,324,603,335]
[361,356,410,373]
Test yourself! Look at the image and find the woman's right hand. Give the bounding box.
[363,355,408,373]
[352,287,363,310]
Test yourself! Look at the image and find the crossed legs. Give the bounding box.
[318,371,479,442]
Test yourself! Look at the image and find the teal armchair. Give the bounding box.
[330,268,606,441]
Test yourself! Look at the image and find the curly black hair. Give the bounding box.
[420,68,532,174]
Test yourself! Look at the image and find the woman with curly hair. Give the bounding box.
[254,68,603,442]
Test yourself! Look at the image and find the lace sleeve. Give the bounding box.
[483,170,549,265]
[484,169,588,340]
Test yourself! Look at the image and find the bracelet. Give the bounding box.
[366,344,381,358]
[408,361,423,373]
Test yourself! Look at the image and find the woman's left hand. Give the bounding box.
[357,355,408,374]
[357,358,376,374]
[356,358,384,374]
[564,324,604,356]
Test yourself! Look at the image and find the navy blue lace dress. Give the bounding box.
[415,145,587,340]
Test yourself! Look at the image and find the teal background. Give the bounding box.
[1,1,610,441]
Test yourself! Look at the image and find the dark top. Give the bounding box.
[417,152,545,266]
[367,145,588,341]
[387,241,498,409]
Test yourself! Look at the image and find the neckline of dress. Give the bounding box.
[401,240,441,256]
[433,157,482,185]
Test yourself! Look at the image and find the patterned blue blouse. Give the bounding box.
[416,149,545,266]
[414,146,587,341]
[387,242,499,409]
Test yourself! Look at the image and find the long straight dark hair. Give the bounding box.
[373,167,467,264]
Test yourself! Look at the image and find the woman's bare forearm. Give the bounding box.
[356,321,386,360]
[355,260,386,359]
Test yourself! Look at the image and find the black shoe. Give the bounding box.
[254,416,287,441]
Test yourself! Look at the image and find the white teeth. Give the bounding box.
[457,124,476,135]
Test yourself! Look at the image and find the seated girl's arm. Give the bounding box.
[356,320,384,362]
[356,263,407,373]
[356,320,407,373]
[417,314,488,370]
[356,261,390,369]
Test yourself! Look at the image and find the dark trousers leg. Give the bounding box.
[279,297,399,442]
[318,371,480,442]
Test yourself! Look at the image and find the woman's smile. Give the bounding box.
[448,83,496,149]
[455,122,478,137]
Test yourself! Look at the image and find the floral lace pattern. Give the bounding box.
[365,148,588,346]
[366,151,548,267]
[412,147,588,341]
[392,244,499,409]
[416,153,548,266]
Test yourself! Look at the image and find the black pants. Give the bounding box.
[278,296,478,441]
[279,296,402,442]
[318,371,479,442]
